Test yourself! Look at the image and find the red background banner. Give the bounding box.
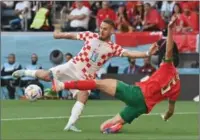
[115,32,199,53]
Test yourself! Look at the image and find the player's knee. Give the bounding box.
[77,91,89,104]
[95,80,103,88]
[37,71,51,81]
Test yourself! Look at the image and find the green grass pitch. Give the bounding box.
[1,100,199,140]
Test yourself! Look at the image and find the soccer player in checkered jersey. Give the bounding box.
[52,17,181,133]
[12,19,156,132]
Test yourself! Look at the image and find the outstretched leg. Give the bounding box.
[53,79,118,97]
[12,69,52,81]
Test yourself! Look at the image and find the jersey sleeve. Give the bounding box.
[112,44,126,57]
[77,31,98,41]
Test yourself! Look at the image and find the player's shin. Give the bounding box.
[24,70,37,77]
[64,101,85,131]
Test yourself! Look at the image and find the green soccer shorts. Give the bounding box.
[115,81,147,124]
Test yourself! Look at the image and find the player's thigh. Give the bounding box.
[120,105,145,124]
[49,62,79,81]
[115,81,146,107]
[96,79,118,97]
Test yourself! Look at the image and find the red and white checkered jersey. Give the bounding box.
[72,31,125,79]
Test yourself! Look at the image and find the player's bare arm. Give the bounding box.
[163,100,176,121]
[53,32,78,40]
[165,16,177,59]
[121,43,158,58]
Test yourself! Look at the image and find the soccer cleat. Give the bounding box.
[64,125,82,132]
[12,70,25,78]
[44,88,57,98]
[102,123,122,134]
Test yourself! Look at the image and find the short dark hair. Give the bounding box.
[65,52,73,58]
[102,19,115,28]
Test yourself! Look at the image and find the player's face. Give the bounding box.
[99,22,113,41]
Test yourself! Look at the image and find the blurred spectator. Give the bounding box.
[139,57,156,76]
[9,1,31,31]
[30,2,54,31]
[143,1,157,8]
[191,61,199,68]
[96,1,116,30]
[154,1,163,10]
[20,53,42,89]
[61,1,90,32]
[142,2,166,31]
[1,1,14,8]
[178,1,199,12]
[72,1,91,10]
[1,1,14,16]
[115,3,133,33]
[132,2,144,31]
[161,1,175,23]
[178,3,199,33]
[91,1,102,16]
[126,1,137,23]
[65,53,73,62]
[1,54,22,99]
[109,1,125,11]
[1,1,15,29]
[123,58,140,74]
[21,53,44,96]
[171,3,183,32]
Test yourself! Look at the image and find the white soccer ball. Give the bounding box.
[25,84,42,101]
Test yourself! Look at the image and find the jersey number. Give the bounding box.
[90,50,99,62]
[161,75,179,95]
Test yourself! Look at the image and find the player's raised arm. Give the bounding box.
[122,50,150,58]
[162,100,176,121]
[122,43,158,58]
[53,31,78,40]
[165,16,177,60]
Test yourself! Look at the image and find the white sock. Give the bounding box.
[65,101,84,129]
[24,70,37,77]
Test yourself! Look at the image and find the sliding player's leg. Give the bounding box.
[53,79,144,103]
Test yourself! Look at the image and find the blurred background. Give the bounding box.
[1,1,199,101]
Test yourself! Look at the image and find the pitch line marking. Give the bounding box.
[1,112,198,121]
